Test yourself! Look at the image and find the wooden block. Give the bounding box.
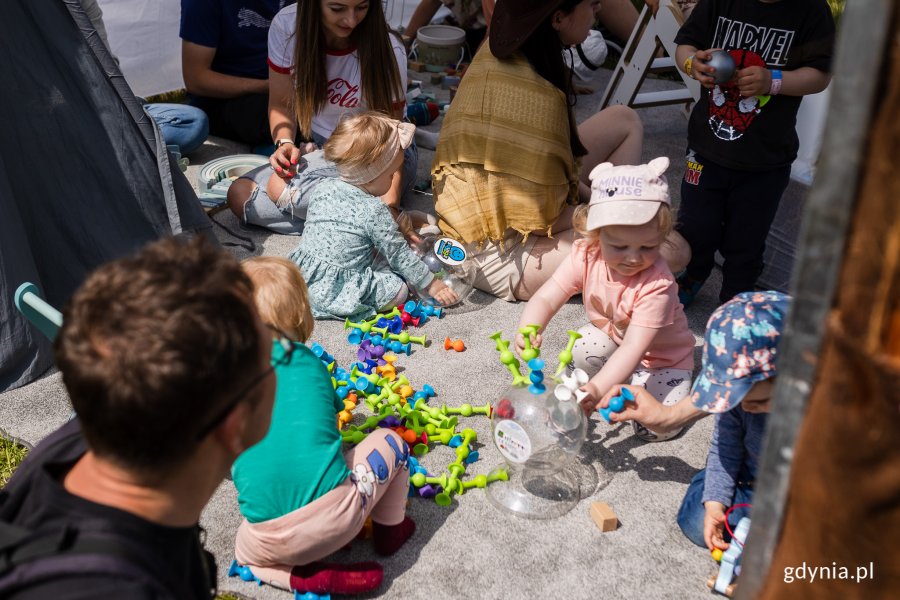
[409,61,425,72]
[706,575,736,597]
[589,502,618,532]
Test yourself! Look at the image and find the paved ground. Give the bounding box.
[0,59,809,599]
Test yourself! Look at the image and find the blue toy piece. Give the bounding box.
[386,340,412,355]
[335,385,350,400]
[598,387,634,423]
[464,450,480,464]
[713,517,750,595]
[403,300,422,317]
[420,302,443,319]
[228,560,263,585]
[421,384,436,397]
[294,591,331,600]
[527,358,546,395]
[347,328,364,345]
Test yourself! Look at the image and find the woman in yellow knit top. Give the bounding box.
[434,0,673,302]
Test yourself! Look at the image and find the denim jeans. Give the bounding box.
[676,469,754,548]
[144,103,209,155]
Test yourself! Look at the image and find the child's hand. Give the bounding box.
[704,502,730,551]
[514,331,543,356]
[691,49,720,89]
[395,211,422,246]
[427,279,459,306]
[735,65,772,98]
[578,381,603,414]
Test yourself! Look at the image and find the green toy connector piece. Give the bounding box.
[341,429,367,444]
[440,402,492,417]
[489,331,528,386]
[554,329,583,378]
[486,468,509,484]
[344,318,374,333]
[369,325,389,338]
[388,331,426,346]
[518,324,542,362]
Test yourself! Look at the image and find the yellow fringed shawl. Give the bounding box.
[432,47,580,245]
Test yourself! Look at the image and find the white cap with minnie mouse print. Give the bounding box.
[586,156,671,230]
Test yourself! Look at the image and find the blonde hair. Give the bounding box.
[242,256,314,343]
[323,112,399,175]
[573,202,674,243]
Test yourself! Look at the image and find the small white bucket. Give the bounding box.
[416,25,465,69]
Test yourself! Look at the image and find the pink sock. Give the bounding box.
[373,516,416,556]
[289,561,383,595]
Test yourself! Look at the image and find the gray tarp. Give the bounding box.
[0,0,211,391]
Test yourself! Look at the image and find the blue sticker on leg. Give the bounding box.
[384,433,409,469]
[366,449,389,483]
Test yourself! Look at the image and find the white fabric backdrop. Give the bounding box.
[96,0,421,97]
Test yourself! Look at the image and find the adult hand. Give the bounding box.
[690,49,719,89]
[595,383,669,428]
[704,501,730,551]
[270,142,316,180]
[735,65,772,98]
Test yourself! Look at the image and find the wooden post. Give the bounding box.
[742,3,900,598]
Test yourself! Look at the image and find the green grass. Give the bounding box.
[144,89,188,104]
[0,436,28,487]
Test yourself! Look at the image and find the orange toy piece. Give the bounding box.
[398,385,414,398]
[443,337,466,352]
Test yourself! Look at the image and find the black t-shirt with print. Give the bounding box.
[675,0,835,171]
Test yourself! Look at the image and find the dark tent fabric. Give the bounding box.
[0,0,212,392]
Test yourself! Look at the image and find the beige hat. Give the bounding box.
[586,156,671,230]
[338,121,416,186]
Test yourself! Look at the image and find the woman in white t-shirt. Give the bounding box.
[227,0,412,233]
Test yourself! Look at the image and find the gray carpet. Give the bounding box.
[0,67,808,599]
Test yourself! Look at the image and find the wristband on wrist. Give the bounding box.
[684,55,694,77]
[769,69,783,95]
[274,138,295,149]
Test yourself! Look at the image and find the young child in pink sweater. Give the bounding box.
[518,157,695,441]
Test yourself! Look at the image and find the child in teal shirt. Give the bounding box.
[231,256,415,597]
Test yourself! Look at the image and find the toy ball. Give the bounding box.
[487,384,587,519]
[412,235,475,306]
[704,50,736,84]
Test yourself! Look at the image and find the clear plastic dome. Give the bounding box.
[412,235,475,306]
[487,384,589,519]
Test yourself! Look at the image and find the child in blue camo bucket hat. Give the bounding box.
[676,290,790,552]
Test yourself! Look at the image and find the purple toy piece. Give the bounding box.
[418,484,438,499]
[379,415,401,428]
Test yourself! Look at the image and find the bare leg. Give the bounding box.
[578,105,644,191]
[597,0,641,42]
[515,227,579,301]
[226,178,257,219]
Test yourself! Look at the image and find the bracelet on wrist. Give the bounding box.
[769,69,783,95]
[274,138,295,150]
[684,55,694,77]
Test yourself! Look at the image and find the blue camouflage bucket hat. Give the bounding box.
[691,291,791,413]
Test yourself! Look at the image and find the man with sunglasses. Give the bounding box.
[0,236,276,599]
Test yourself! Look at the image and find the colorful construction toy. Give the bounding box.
[490,331,528,386]
[554,329,583,377]
[598,387,633,423]
[443,337,466,352]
